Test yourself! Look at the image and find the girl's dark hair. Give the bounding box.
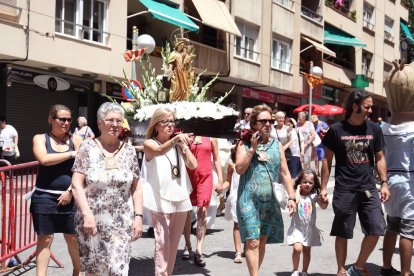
[294,169,321,194]
[230,146,237,163]
[344,90,372,120]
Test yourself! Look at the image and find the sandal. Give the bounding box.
[194,252,206,267]
[182,247,191,260]
[234,252,242,263]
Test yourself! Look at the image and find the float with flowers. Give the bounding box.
[110,39,239,144]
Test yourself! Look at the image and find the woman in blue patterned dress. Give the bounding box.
[236,104,297,276]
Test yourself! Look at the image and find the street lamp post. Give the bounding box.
[131,26,156,80]
[306,61,324,121]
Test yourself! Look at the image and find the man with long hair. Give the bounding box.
[320,90,390,276]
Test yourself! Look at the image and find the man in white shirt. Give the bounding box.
[0,116,19,164]
[235,107,252,130]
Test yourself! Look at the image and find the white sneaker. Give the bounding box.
[291,271,300,276]
[301,273,309,276]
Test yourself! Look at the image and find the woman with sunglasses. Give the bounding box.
[236,104,296,276]
[30,104,82,276]
[141,107,197,276]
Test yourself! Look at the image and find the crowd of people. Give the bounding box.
[1,87,413,275]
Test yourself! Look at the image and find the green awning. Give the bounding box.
[324,26,366,47]
[139,0,199,32]
[400,21,414,45]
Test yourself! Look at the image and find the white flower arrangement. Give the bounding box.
[132,101,239,122]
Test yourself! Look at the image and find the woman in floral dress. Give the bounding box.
[71,102,143,276]
[236,104,297,276]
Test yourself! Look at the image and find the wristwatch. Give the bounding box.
[380,180,389,185]
[288,197,296,202]
[134,212,143,218]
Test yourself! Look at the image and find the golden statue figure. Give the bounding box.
[168,40,190,102]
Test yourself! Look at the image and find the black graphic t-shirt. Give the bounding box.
[322,120,384,191]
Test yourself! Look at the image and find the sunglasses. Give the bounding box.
[160,119,176,126]
[54,117,72,123]
[256,119,275,125]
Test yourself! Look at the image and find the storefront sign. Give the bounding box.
[276,95,301,106]
[9,68,90,93]
[242,88,275,103]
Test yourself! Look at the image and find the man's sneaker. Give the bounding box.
[290,271,300,276]
[380,267,400,276]
[347,265,366,276]
[301,272,309,276]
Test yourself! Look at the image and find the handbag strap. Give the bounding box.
[262,162,274,183]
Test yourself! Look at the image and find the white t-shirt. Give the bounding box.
[0,125,18,156]
[382,122,414,219]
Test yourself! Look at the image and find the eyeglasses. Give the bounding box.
[104,118,123,125]
[160,119,176,126]
[244,113,251,116]
[256,119,275,125]
[54,117,72,123]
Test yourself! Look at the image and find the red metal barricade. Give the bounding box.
[0,160,63,272]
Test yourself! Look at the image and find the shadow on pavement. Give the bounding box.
[3,263,36,276]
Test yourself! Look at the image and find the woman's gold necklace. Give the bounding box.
[95,139,124,170]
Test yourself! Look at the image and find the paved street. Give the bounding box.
[5,175,413,276]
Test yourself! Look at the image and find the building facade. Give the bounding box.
[0,0,411,162]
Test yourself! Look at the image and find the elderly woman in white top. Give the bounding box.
[74,116,95,140]
[297,112,316,170]
[142,107,197,276]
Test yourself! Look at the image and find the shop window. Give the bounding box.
[55,0,108,44]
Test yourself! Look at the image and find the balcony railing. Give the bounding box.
[274,0,294,10]
[362,67,374,79]
[271,58,292,72]
[363,19,375,32]
[301,6,323,22]
[326,1,356,21]
[384,31,394,43]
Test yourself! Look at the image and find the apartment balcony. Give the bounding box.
[325,1,357,35]
[322,60,355,87]
[300,6,323,40]
[190,40,228,75]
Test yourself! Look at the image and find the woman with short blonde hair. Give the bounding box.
[74,116,95,140]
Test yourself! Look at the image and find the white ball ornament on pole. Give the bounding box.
[138,34,156,54]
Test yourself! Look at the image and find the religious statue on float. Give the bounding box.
[166,39,196,102]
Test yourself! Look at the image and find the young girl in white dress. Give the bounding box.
[287,169,328,276]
